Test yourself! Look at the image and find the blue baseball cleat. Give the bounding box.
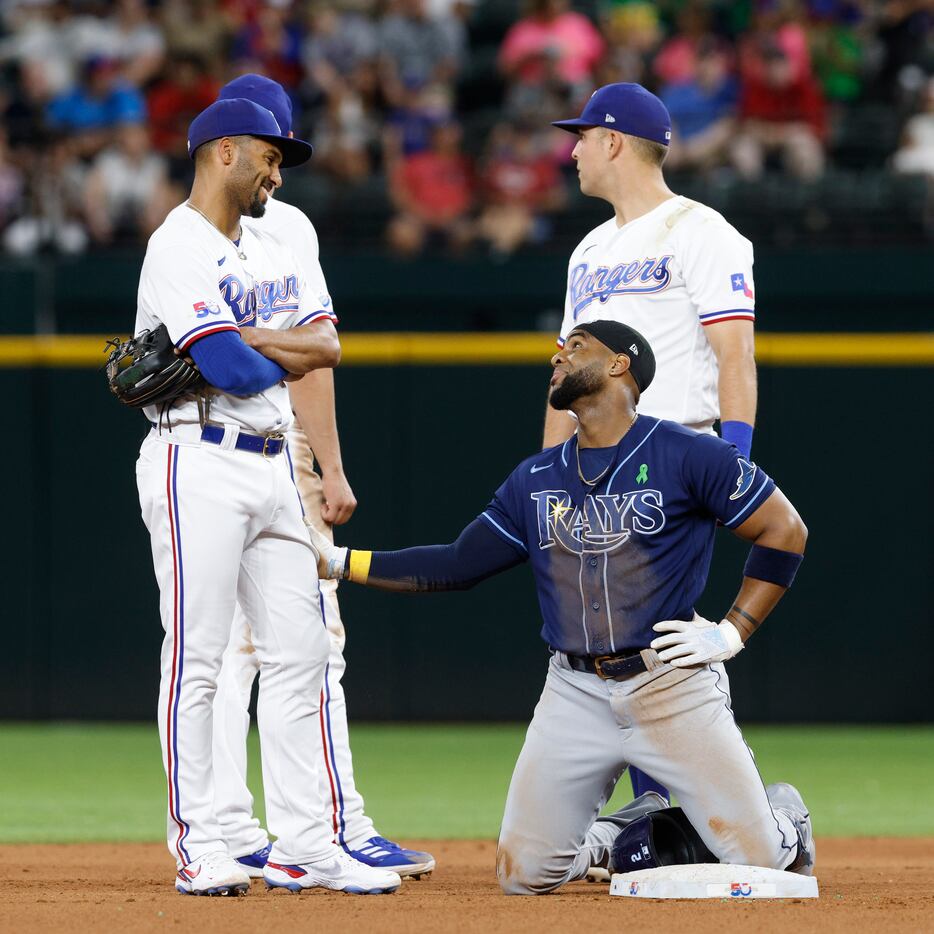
[343,836,436,879]
[234,842,272,879]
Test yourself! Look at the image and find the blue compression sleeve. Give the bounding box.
[361,518,526,592]
[721,420,754,458]
[188,330,288,395]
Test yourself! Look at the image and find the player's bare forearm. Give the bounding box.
[542,400,576,449]
[707,319,757,425]
[288,369,357,524]
[241,319,340,375]
[723,577,787,643]
[289,369,343,474]
[727,488,808,641]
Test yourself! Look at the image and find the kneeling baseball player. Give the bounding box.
[309,320,815,895]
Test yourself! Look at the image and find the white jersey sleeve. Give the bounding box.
[678,216,756,328]
[137,239,240,351]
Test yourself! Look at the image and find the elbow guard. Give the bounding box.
[743,544,803,588]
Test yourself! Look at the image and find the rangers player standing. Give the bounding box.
[209,75,435,881]
[544,83,758,803]
[135,98,401,897]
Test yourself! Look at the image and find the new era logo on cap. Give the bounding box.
[605,113,616,123]
[629,343,639,354]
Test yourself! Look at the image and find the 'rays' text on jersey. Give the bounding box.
[568,255,673,319]
[532,490,666,554]
[219,273,301,326]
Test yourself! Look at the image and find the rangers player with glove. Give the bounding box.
[208,75,434,882]
[543,82,759,804]
[307,320,815,895]
[128,98,400,896]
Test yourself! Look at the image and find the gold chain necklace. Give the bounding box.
[576,412,638,486]
[186,201,247,260]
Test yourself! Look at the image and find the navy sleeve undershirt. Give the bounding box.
[365,518,527,592]
[188,331,288,395]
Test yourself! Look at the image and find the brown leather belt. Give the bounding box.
[562,649,648,681]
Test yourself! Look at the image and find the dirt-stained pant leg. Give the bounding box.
[498,653,802,895]
[599,659,800,871]
[497,656,627,896]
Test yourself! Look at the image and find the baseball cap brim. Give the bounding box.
[254,134,312,168]
[551,117,597,133]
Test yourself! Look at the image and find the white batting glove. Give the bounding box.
[304,519,347,581]
[650,614,744,667]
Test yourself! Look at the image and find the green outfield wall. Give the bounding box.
[1,246,932,335]
[2,352,931,723]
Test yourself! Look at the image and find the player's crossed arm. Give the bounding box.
[241,317,340,375]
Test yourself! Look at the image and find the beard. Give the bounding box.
[549,361,605,410]
[247,189,266,218]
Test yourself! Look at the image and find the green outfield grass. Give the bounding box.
[0,724,931,843]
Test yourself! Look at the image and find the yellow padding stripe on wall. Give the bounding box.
[0,332,930,367]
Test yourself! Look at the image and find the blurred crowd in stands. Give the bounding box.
[0,0,930,257]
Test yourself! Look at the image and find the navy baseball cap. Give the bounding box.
[570,320,656,393]
[552,83,671,146]
[219,73,293,135]
[187,98,312,168]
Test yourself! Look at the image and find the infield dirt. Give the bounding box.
[3,838,932,934]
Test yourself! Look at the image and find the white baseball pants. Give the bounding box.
[137,430,335,868]
[212,425,377,858]
[496,652,801,894]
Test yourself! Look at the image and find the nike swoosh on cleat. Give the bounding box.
[266,862,307,879]
[530,463,554,474]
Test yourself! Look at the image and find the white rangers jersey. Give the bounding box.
[136,203,322,435]
[559,195,755,429]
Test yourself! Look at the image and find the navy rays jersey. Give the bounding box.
[479,416,775,656]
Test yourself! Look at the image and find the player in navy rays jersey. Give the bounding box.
[311,319,815,895]
[482,413,771,657]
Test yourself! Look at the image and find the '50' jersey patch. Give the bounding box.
[193,300,222,318]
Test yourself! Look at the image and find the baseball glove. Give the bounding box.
[105,323,205,408]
